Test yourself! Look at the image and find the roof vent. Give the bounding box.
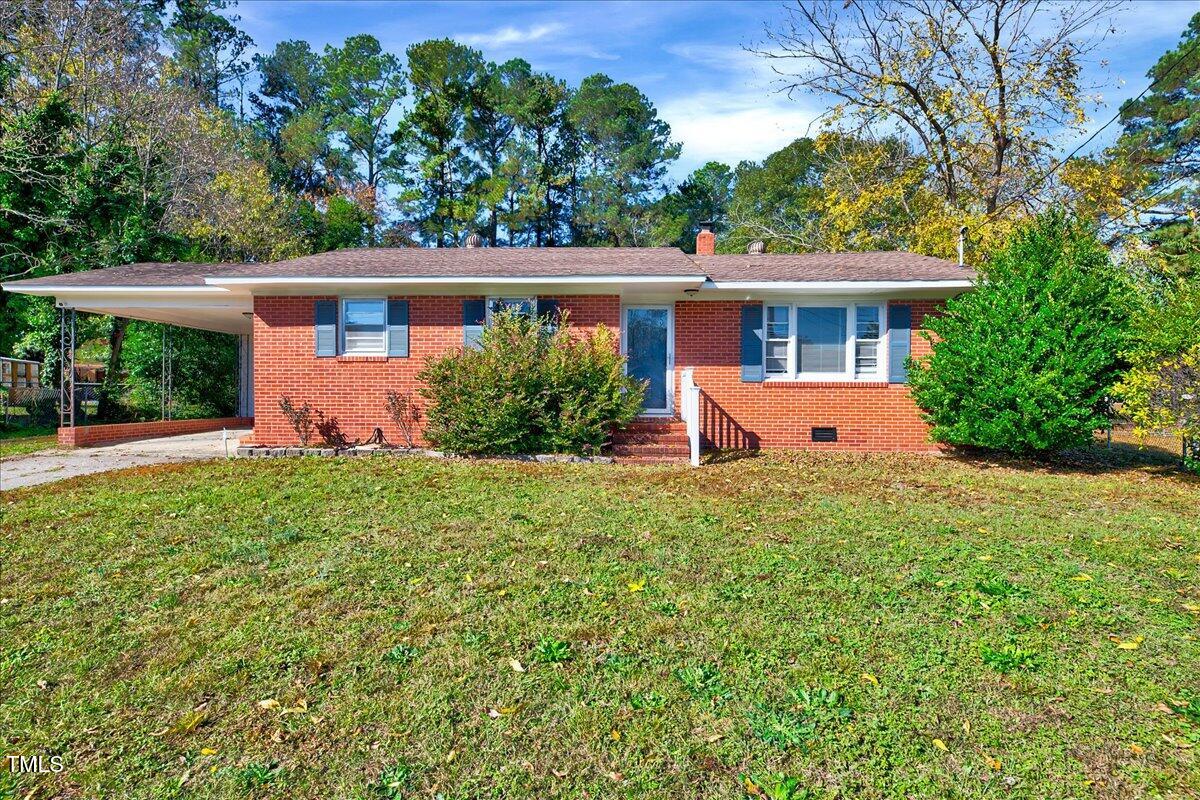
[747,240,765,254]
[464,233,483,248]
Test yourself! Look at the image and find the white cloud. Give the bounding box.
[660,92,824,176]
[458,22,566,49]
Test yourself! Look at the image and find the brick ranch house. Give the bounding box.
[1,226,975,459]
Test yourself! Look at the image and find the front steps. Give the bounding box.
[611,418,690,464]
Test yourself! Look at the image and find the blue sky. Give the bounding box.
[234,0,1197,183]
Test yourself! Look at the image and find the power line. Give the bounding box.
[978,34,1200,230]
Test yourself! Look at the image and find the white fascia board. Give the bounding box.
[204,274,707,287]
[0,284,231,295]
[703,279,974,291]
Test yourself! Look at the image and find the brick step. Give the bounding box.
[611,443,691,457]
[611,432,690,446]
[617,420,685,435]
[613,454,690,465]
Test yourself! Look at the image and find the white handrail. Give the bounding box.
[680,367,701,467]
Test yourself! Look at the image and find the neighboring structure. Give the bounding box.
[1,356,40,391]
[1,227,975,457]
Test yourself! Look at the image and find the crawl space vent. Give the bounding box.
[811,427,838,443]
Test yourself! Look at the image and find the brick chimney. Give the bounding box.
[695,221,716,256]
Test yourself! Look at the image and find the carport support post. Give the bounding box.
[59,306,75,428]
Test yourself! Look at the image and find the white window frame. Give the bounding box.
[340,297,387,355]
[762,300,889,382]
[853,303,885,379]
[485,296,536,325]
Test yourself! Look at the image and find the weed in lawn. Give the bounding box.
[629,691,667,711]
[742,772,815,799]
[980,643,1042,673]
[531,636,571,664]
[791,687,853,724]
[748,704,815,749]
[974,577,1027,600]
[383,644,419,665]
[371,761,415,799]
[235,762,280,789]
[674,663,730,701]
[1169,693,1200,727]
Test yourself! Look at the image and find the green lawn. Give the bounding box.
[0,424,57,458]
[1,453,1198,799]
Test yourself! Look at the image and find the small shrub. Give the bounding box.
[235,761,280,789]
[384,389,421,448]
[791,687,853,724]
[418,309,643,455]
[741,772,813,800]
[383,644,419,665]
[531,636,571,664]
[278,396,315,446]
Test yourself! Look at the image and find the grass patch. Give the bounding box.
[0,424,56,458]
[0,452,1197,798]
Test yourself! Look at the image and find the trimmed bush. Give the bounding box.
[418,310,644,455]
[908,212,1132,454]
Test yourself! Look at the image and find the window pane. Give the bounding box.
[797,307,846,373]
[765,340,788,374]
[856,341,878,372]
[856,306,881,340]
[344,299,385,353]
[490,297,534,318]
[766,305,790,339]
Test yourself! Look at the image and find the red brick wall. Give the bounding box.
[674,299,945,452]
[251,295,621,446]
[59,417,252,447]
[250,293,946,452]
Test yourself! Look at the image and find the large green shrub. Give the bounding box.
[418,310,644,455]
[909,213,1132,454]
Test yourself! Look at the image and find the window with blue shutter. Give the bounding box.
[536,298,560,329]
[463,299,485,348]
[740,303,764,382]
[387,299,409,357]
[888,304,912,383]
[314,299,337,357]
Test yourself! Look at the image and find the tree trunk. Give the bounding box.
[95,317,129,421]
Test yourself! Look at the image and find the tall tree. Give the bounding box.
[658,161,734,252]
[402,39,484,247]
[756,0,1120,215]
[567,74,679,246]
[323,34,406,243]
[165,0,254,112]
[465,58,525,245]
[506,68,571,246]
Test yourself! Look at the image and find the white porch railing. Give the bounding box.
[679,367,701,467]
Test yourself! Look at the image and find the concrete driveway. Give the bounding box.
[0,428,250,491]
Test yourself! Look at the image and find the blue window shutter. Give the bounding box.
[536,298,560,325]
[888,304,912,383]
[314,299,337,357]
[387,299,409,357]
[740,303,764,382]
[463,299,485,348]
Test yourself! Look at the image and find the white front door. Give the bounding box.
[623,305,674,415]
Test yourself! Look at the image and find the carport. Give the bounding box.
[1,262,255,446]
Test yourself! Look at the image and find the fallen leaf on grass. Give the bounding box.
[610,729,621,741]
[986,756,1002,770]
[509,659,526,673]
[860,673,879,686]
[627,580,646,593]
[1071,573,1094,582]
[932,738,948,752]
[1130,744,1145,755]
[1111,635,1144,650]
[257,699,280,710]
[200,747,217,756]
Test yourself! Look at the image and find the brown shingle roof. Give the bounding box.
[695,252,973,282]
[2,247,973,289]
[4,261,241,287]
[214,247,702,278]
